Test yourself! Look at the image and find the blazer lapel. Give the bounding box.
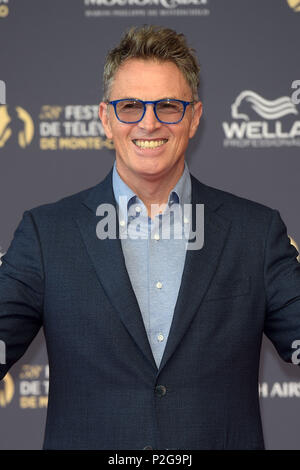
[157,175,232,374]
[75,168,232,377]
[75,169,158,372]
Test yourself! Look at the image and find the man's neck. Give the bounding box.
[115,160,185,218]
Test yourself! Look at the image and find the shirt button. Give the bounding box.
[143,446,153,450]
[135,206,141,213]
[157,333,164,342]
[184,217,189,224]
[119,220,125,226]
[156,281,163,289]
[154,233,160,241]
[155,385,167,397]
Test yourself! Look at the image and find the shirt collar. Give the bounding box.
[112,160,191,223]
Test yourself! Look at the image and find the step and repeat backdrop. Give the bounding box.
[0,0,300,450]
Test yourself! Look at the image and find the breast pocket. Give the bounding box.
[204,276,251,301]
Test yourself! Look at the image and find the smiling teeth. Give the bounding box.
[134,139,167,148]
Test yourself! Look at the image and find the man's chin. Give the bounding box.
[129,159,171,179]
[116,154,181,182]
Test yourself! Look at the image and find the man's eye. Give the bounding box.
[120,102,142,111]
[158,102,181,112]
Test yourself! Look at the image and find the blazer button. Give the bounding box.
[143,445,153,450]
[155,385,167,397]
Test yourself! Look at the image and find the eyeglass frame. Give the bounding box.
[106,98,196,124]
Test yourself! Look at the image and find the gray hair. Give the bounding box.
[102,25,200,102]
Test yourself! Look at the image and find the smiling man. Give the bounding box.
[99,53,202,217]
[1,26,300,451]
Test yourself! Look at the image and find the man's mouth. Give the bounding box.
[132,139,168,149]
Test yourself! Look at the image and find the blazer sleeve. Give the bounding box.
[263,209,300,364]
[0,210,44,380]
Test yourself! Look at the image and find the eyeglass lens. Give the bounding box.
[115,100,184,123]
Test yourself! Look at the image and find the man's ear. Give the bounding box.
[99,102,113,140]
[189,101,203,139]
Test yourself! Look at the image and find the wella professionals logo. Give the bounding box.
[223,90,300,148]
[231,91,298,121]
[286,0,300,12]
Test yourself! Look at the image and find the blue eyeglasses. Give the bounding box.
[107,98,195,124]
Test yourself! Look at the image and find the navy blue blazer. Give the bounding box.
[1,167,300,450]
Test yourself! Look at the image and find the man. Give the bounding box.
[1,25,300,450]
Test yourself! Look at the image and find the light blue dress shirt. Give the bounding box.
[112,161,191,368]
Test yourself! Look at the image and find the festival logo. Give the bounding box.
[0,0,9,18]
[0,104,112,151]
[0,363,49,409]
[289,236,300,262]
[39,105,113,150]
[0,106,34,148]
[286,0,300,12]
[0,373,14,407]
[18,364,49,409]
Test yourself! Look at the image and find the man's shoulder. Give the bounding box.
[28,185,93,219]
[190,173,276,224]
[27,170,111,222]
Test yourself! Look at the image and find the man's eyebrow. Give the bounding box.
[117,96,185,101]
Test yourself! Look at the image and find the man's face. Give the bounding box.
[99,59,202,182]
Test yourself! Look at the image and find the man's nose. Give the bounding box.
[138,104,162,131]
